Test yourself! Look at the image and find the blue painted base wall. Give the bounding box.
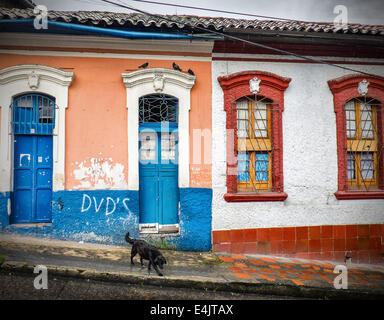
[0,188,212,251]
[0,192,10,228]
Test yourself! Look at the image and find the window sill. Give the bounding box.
[334,190,384,200]
[224,192,288,202]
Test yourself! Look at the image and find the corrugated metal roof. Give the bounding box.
[0,7,383,36]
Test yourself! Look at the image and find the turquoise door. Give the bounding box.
[138,94,179,232]
[11,94,55,223]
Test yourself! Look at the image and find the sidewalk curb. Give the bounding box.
[2,260,383,300]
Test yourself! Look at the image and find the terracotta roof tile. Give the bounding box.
[0,7,383,36]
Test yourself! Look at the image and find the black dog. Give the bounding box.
[125,232,167,276]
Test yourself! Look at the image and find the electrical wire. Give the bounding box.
[126,0,310,22]
[73,0,119,8]
[93,0,382,78]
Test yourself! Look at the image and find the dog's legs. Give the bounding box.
[147,260,151,275]
[130,247,137,265]
[148,255,163,276]
[140,256,144,267]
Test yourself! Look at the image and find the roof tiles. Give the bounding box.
[0,7,383,36]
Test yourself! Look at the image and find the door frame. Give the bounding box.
[122,68,196,192]
[0,65,74,199]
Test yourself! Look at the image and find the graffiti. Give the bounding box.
[80,194,131,216]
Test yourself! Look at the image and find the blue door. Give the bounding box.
[139,126,179,230]
[11,94,55,224]
[12,135,53,223]
[138,94,179,232]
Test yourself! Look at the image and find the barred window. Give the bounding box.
[236,97,272,192]
[139,94,177,123]
[345,99,379,190]
[12,93,56,135]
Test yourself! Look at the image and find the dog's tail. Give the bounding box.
[125,232,134,244]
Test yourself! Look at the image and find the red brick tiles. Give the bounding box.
[218,254,384,290]
[213,224,384,265]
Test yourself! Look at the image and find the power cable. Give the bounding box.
[126,0,310,22]
[94,0,382,78]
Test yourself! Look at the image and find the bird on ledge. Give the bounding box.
[138,62,149,69]
[172,62,182,72]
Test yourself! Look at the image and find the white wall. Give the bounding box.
[212,54,384,231]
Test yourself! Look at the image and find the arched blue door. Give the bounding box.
[11,94,55,223]
[139,94,179,233]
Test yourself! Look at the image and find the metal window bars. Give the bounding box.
[12,93,56,135]
[343,97,383,191]
[139,94,178,123]
[233,95,281,193]
[138,94,178,165]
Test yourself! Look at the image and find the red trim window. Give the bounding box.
[328,74,384,200]
[218,71,291,202]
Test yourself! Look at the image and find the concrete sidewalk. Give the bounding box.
[0,233,383,299]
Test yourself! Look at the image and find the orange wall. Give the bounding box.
[0,51,212,189]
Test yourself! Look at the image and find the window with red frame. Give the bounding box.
[218,71,290,202]
[328,75,384,200]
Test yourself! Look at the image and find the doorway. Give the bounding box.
[11,93,55,223]
[138,94,179,233]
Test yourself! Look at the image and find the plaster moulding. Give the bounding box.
[218,70,291,93]
[122,68,195,91]
[357,79,370,96]
[153,72,165,93]
[328,74,384,96]
[249,76,261,94]
[0,64,74,89]
[28,71,40,90]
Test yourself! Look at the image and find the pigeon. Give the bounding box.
[138,62,149,69]
[172,62,182,72]
[187,69,195,76]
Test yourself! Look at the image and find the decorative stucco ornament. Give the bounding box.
[249,77,261,94]
[153,72,165,92]
[358,79,370,96]
[28,71,40,90]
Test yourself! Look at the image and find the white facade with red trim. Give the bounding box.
[211,53,384,231]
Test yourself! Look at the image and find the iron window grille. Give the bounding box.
[12,93,56,135]
[343,97,383,191]
[138,94,179,165]
[139,94,178,123]
[233,95,281,193]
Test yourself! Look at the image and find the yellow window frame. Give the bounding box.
[237,99,272,191]
[346,100,378,189]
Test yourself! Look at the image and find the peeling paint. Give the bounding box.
[73,158,127,190]
[71,232,113,243]
[54,173,64,185]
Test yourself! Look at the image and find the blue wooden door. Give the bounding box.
[12,135,53,223]
[139,125,179,230]
[11,93,55,224]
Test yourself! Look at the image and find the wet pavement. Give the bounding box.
[0,233,383,299]
[0,270,302,300]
